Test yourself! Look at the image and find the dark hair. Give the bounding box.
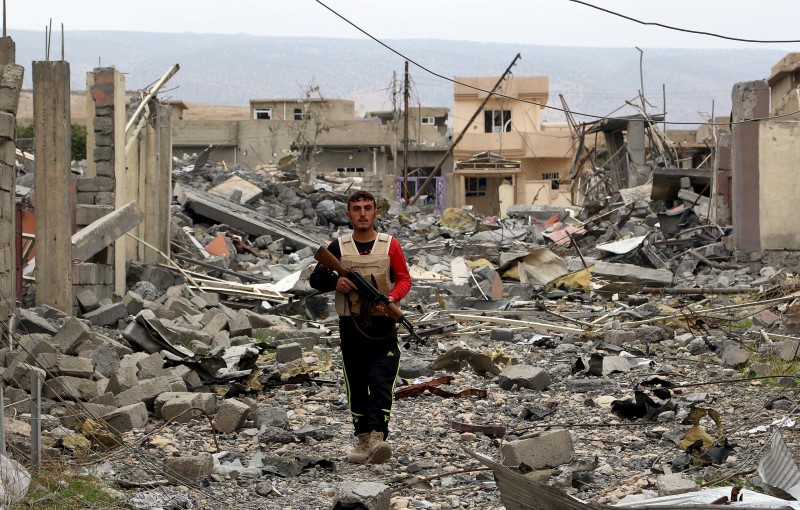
[347,190,376,208]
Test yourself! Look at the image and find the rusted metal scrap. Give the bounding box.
[451,421,506,438]
[394,376,488,400]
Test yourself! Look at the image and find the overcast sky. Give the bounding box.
[9,0,800,51]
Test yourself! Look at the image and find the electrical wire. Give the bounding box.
[568,0,800,44]
[314,0,800,127]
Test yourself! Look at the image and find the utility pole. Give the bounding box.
[403,61,410,202]
[408,53,521,206]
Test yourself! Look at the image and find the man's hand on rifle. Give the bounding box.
[336,276,358,294]
[375,296,394,316]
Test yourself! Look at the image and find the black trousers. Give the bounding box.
[339,316,401,438]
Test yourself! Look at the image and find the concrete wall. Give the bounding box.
[758,120,800,249]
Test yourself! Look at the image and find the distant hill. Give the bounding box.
[7,30,789,124]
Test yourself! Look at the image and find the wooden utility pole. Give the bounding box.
[403,61,410,202]
[408,53,521,206]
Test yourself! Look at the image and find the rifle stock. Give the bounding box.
[314,245,424,345]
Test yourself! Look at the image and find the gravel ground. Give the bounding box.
[95,309,800,510]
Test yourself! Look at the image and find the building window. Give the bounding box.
[254,108,272,120]
[542,172,560,190]
[465,177,487,197]
[336,167,365,173]
[293,108,309,120]
[420,116,435,125]
[484,110,511,133]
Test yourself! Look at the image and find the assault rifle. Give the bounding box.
[314,246,425,347]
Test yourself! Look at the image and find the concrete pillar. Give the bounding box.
[126,100,171,268]
[626,119,646,188]
[83,67,126,299]
[33,60,72,312]
[157,104,172,260]
[731,80,769,253]
[0,38,23,318]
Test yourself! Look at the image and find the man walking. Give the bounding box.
[310,191,412,464]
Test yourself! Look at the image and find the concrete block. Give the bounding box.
[5,362,45,392]
[79,340,120,378]
[164,453,213,482]
[657,474,697,497]
[156,392,217,422]
[198,292,219,308]
[91,392,117,407]
[93,115,113,134]
[164,365,203,390]
[17,334,58,362]
[43,376,100,401]
[500,429,574,469]
[228,312,252,337]
[720,345,750,368]
[93,146,113,162]
[106,365,139,395]
[275,342,302,363]
[52,317,93,355]
[16,308,58,335]
[201,312,228,335]
[214,398,250,434]
[115,376,188,410]
[604,330,636,346]
[83,301,127,327]
[102,402,148,432]
[489,328,515,342]
[75,288,101,314]
[36,353,94,378]
[136,352,165,380]
[336,481,392,510]
[123,291,144,316]
[498,365,551,391]
[76,176,114,192]
[95,160,114,177]
[254,406,289,430]
[76,204,114,226]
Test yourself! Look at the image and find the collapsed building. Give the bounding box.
[4,28,800,508]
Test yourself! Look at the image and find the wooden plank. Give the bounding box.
[33,61,72,312]
[448,313,585,334]
[143,122,158,264]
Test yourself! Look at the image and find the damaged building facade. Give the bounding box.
[171,97,453,208]
[452,75,575,216]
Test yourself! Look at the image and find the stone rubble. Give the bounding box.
[5,159,800,509]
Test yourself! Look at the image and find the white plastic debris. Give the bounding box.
[0,454,30,508]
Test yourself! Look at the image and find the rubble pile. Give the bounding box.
[7,156,800,509]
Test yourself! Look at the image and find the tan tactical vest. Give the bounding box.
[334,233,392,316]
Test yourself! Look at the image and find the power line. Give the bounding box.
[315,0,800,127]
[568,0,800,44]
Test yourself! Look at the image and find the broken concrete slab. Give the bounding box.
[71,201,145,262]
[178,186,322,250]
[209,175,263,204]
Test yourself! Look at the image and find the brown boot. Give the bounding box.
[366,431,391,464]
[347,433,371,463]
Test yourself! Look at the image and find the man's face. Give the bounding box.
[346,198,377,232]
